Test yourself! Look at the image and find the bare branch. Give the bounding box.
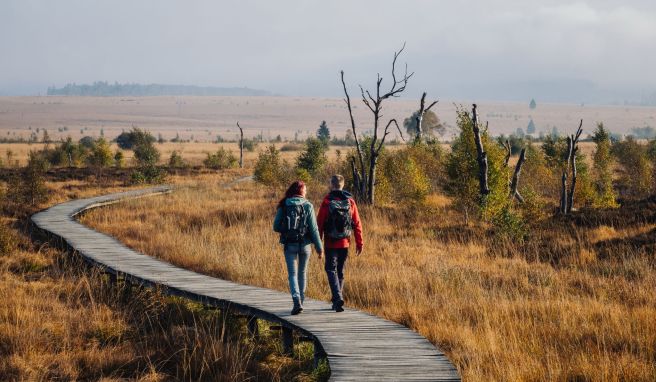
[340,70,366,188]
[380,43,414,100]
[425,100,439,111]
[359,85,375,113]
[376,119,401,153]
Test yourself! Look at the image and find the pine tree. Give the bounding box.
[527,118,536,135]
[317,121,330,146]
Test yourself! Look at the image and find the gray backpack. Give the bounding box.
[325,197,353,239]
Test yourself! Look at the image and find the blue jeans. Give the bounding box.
[325,248,348,304]
[284,243,311,306]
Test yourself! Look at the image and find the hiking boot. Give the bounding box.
[292,298,303,315]
[333,300,344,312]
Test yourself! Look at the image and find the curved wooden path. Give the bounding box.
[31,185,460,381]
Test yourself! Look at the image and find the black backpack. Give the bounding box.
[281,203,307,244]
[325,197,353,239]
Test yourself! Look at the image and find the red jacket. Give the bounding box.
[317,190,363,250]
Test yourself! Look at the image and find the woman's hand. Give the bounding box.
[317,250,323,260]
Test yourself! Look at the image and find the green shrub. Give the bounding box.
[612,137,653,199]
[242,139,258,152]
[133,140,160,166]
[296,137,327,175]
[405,140,445,189]
[491,205,528,242]
[114,150,125,168]
[378,149,431,204]
[203,148,238,170]
[168,151,188,169]
[592,123,618,208]
[86,137,114,168]
[254,145,286,187]
[46,137,87,166]
[116,127,156,150]
[79,136,96,149]
[7,151,50,206]
[130,164,165,184]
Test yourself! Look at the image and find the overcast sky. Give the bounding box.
[2,0,655,103]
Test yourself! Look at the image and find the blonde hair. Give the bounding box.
[331,174,345,189]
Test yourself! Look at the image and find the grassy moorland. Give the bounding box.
[0,172,325,381]
[83,174,656,381]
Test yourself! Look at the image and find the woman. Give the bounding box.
[273,180,323,315]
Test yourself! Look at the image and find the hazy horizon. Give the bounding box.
[2,1,656,104]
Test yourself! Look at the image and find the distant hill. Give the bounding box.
[47,82,271,97]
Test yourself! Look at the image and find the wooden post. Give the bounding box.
[282,326,293,355]
[471,104,490,199]
[236,122,244,169]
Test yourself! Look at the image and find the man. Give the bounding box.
[317,174,363,312]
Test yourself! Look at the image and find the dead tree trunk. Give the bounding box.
[236,122,244,169]
[350,156,361,198]
[566,120,583,213]
[560,120,583,214]
[413,92,438,144]
[509,147,527,203]
[341,44,411,205]
[471,104,490,199]
[503,139,511,167]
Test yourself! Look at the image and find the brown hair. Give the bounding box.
[331,174,345,189]
[277,180,306,209]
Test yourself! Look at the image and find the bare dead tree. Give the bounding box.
[560,120,583,214]
[471,104,490,200]
[341,44,411,205]
[236,122,244,169]
[503,139,511,167]
[566,120,583,213]
[413,92,438,143]
[509,147,527,203]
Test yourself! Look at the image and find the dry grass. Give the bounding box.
[0,175,324,381]
[82,177,656,381]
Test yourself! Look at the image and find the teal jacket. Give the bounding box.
[273,197,323,253]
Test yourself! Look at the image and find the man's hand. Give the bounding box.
[317,250,323,260]
[356,247,363,256]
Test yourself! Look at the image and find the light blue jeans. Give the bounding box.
[284,242,311,306]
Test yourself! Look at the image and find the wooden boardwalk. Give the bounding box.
[31,186,460,381]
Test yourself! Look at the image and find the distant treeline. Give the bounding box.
[47,82,271,97]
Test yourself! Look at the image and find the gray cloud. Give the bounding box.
[1,0,655,103]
